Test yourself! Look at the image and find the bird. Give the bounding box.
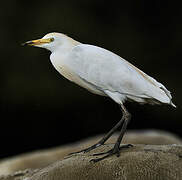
[23,32,176,162]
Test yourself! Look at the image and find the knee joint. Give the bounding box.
[125,112,131,121]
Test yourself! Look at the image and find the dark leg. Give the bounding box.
[69,112,125,155]
[90,104,132,162]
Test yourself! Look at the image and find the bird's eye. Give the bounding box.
[50,38,54,42]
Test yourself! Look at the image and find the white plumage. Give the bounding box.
[24,32,175,162]
[40,32,175,107]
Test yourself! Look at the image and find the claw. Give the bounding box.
[68,143,102,156]
[92,149,112,156]
[125,144,133,148]
[90,144,133,162]
[68,148,89,156]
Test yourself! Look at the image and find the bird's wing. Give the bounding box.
[66,44,173,105]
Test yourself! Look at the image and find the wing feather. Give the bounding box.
[65,44,174,106]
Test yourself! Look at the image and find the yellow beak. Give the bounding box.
[22,38,52,46]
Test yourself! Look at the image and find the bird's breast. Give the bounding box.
[50,54,105,96]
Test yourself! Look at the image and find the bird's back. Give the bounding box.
[57,44,175,106]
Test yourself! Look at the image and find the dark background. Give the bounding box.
[0,0,181,159]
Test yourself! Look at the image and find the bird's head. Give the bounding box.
[23,32,79,52]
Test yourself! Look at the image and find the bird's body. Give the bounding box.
[24,32,175,162]
[48,34,174,106]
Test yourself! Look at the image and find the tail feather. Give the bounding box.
[148,83,176,107]
[143,77,176,107]
[170,101,176,108]
[159,86,176,107]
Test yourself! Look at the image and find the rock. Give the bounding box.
[0,130,181,176]
[0,169,37,180]
[2,144,182,180]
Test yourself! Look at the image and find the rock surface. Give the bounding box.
[0,130,182,180]
[1,144,182,180]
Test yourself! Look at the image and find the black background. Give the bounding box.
[0,0,181,159]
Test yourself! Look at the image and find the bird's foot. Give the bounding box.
[90,144,133,163]
[68,142,103,155]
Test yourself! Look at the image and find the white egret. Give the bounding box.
[23,32,176,162]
